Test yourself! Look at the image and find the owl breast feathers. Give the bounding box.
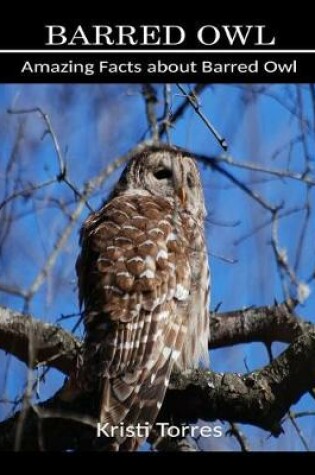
[76,145,210,451]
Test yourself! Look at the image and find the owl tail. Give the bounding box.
[99,356,173,451]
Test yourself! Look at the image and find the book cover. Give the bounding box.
[0,14,314,455]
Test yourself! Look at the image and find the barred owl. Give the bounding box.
[76,145,210,451]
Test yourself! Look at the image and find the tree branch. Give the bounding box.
[0,300,311,376]
[1,325,315,450]
[0,306,79,375]
[0,301,315,450]
[161,326,315,435]
[159,84,207,138]
[209,300,312,349]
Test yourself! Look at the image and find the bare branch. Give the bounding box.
[162,84,172,145]
[234,206,305,246]
[1,142,148,305]
[210,153,315,186]
[25,197,87,303]
[1,323,315,450]
[162,327,315,433]
[205,157,278,213]
[294,186,312,273]
[288,410,310,451]
[209,300,310,349]
[2,85,314,452]
[226,423,250,452]
[27,196,86,300]
[0,306,79,374]
[0,179,57,212]
[159,84,207,137]
[142,84,159,144]
[176,84,228,150]
[0,284,28,299]
[1,300,312,376]
[8,107,66,179]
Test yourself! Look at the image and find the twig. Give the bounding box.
[162,84,172,144]
[0,120,25,252]
[286,411,315,420]
[142,84,159,144]
[3,143,148,304]
[294,186,312,273]
[271,210,299,298]
[7,107,95,213]
[234,206,305,245]
[296,85,311,169]
[25,196,87,303]
[309,84,315,131]
[159,84,207,137]
[14,319,36,451]
[209,250,238,264]
[201,153,315,186]
[176,84,228,151]
[232,85,312,129]
[227,423,250,452]
[288,410,310,451]
[209,159,277,213]
[0,179,57,212]
[0,283,28,298]
[8,108,66,179]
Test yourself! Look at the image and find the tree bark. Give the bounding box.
[0,306,79,374]
[0,301,314,450]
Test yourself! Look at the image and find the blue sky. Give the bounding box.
[0,84,314,451]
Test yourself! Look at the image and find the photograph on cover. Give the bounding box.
[0,84,314,451]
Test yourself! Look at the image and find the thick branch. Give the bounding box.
[0,306,79,374]
[0,302,315,450]
[0,302,312,376]
[209,300,312,349]
[163,328,315,434]
[1,327,315,450]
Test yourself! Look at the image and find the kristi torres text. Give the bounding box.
[96,422,223,438]
[45,25,276,47]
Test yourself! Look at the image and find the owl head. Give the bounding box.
[112,145,206,219]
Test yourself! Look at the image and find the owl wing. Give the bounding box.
[77,194,191,450]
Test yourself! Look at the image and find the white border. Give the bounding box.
[0,50,313,54]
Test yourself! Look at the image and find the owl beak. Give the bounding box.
[177,186,187,206]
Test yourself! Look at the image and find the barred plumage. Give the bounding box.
[76,145,210,451]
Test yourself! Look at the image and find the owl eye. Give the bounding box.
[154,168,173,180]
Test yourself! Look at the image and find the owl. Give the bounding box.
[76,145,210,451]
